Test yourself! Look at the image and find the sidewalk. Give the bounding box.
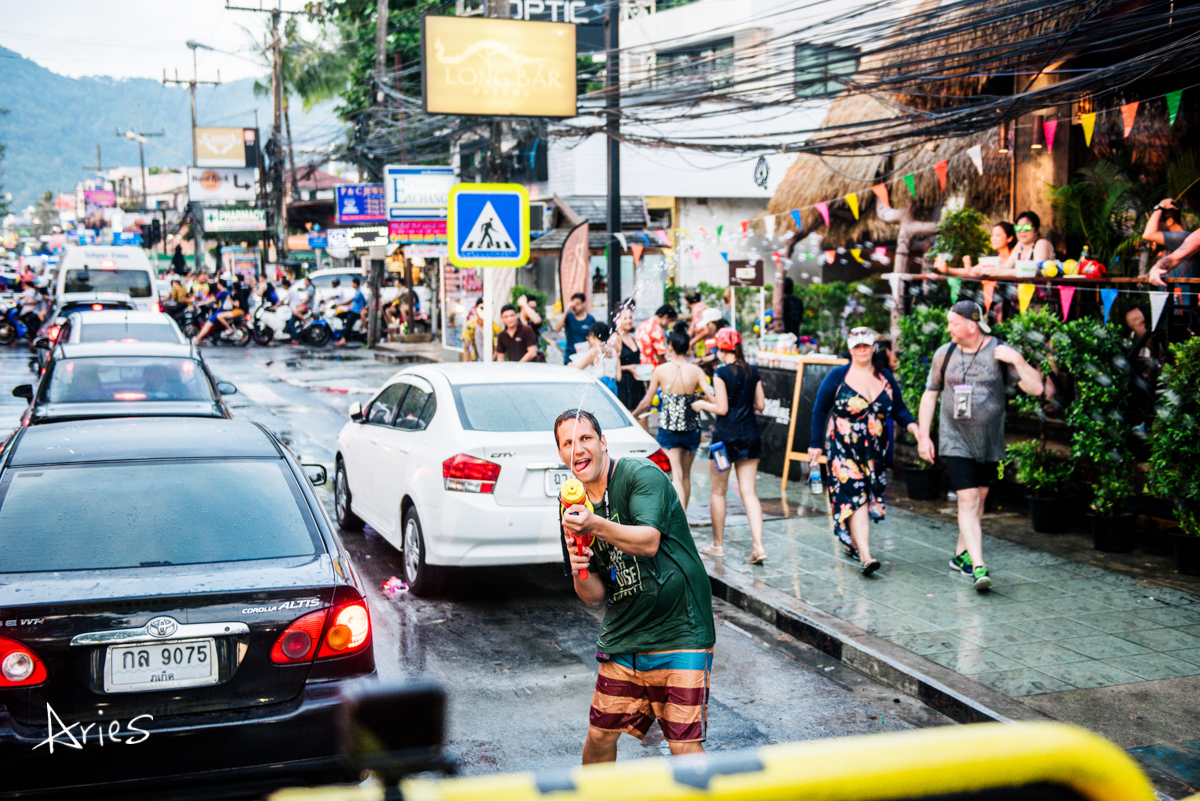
[683,465,1200,798]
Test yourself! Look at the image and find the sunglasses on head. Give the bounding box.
[1015,224,1034,233]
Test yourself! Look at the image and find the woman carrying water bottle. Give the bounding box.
[691,328,767,564]
[808,327,920,576]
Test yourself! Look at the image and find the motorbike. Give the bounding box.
[176,306,204,341]
[0,304,35,346]
[250,303,294,345]
[296,304,337,348]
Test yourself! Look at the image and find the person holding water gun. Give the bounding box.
[553,408,714,765]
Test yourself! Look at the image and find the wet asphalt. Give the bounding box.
[0,342,949,775]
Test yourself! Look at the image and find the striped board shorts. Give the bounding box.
[589,648,713,743]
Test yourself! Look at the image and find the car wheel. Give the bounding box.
[334,460,364,531]
[402,506,443,596]
[305,325,332,348]
[0,321,15,345]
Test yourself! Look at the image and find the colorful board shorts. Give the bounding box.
[589,648,713,743]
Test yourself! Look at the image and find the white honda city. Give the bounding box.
[333,363,671,594]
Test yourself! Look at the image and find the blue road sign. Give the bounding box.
[448,184,529,268]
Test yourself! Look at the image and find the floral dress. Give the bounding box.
[825,381,894,546]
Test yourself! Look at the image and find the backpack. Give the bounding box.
[938,339,1016,398]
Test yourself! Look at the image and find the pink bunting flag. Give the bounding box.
[824,250,835,264]
[740,220,749,237]
[871,184,890,209]
[1122,101,1139,137]
[1044,119,1059,154]
[1058,285,1075,321]
[934,160,948,191]
[631,244,643,266]
[814,201,830,228]
[654,229,671,246]
[981,280,997,312]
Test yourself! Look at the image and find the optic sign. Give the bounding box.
[202,207,266,233]
[422,16,577,118]
[329,225,388,249]
[187,168,258,203]
[456,0,605,51]
[389,220,448,244]
[384,165,456,220]
[335,184,387,225]
[195,127,258,168]
[448,183,529,268]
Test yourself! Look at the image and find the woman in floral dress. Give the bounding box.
[808,328,920,575]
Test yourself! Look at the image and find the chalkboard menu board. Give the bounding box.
[776,356,848,489]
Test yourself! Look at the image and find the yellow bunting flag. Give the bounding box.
[850,248,863,263]
[845,193,859,220]
[1018,283,1036,315]
[1080,113,1097,146]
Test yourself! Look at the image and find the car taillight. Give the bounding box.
[153,303,161,313]
[91,304,103,311]
[442,453,500,493]
[47,325,59,342]
[317,600,371,658]
[648,448,672,473]
[270,609,327,664]
[0,637,47,687]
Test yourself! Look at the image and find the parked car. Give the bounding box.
[13,342,236,425]
[0,417,374,796]
[333,363,671,594]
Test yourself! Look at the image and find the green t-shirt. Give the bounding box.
[588,458,715,654]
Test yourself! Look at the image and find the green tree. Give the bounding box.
[33,190,56,237]
[929,206,991,267]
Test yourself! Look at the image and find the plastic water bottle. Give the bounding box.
[809,465,823,494]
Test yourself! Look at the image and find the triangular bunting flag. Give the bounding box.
[790,209,803,230]
[1122,101,1139,137]
[764,216,775,238]
[698,226,711,240]
[824,250,835,264]
[1100,287,1119,321]
[1018,283,1036,315]
[981,280,996,312]
[1081,113,1097,147]
[815,202,831,228]
[1150,291,1169,330]
[845,193,859,220]
[935,161,948,191]
[948,277,962,302]
[1058,285,1075,321]
[850,248,863,263]
[638,232,650,246]
[903,174,917,198]
[614,233,628,251]
[631,243,643,266]
[716,225,724,238]
[1044,119,1058,154]
[654,229,671,246]
[871,183,890,209]
[967,145,984,176]
[740,220,749,237]
[1167,90,1182,125]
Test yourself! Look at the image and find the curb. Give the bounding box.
[373,349,439,365]
[705,564,1054,725]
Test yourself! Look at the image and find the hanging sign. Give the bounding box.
[195,127,258,168]
[384,165,456,220]
[336,184,387,224]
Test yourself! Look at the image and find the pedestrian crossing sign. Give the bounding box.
[448,183,530,268]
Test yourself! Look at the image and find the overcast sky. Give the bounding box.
[0,1,322,83]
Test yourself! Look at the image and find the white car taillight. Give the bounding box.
[442,453,500,493]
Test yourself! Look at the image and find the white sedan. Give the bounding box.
[333,363,671,595]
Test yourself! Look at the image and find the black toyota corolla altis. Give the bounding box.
[0,417,375,797]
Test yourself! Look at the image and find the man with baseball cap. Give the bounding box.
[917,300,1044,591]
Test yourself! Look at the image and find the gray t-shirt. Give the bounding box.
[1163,230,1197,305]
[925,338,1018,462]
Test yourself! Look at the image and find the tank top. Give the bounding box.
[658,364,700,432]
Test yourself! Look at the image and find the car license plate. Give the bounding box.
[105,638,218,693]
[544,469,572,497]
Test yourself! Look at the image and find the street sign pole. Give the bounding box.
[482,271,493,363]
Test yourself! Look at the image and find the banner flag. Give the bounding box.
[1122,102,1139,137]
[631,244,643,266]
[741,220,749,237]
[654,229,671,245]
[903,174,917,198]
[948,277,962,302]
[981,280,997,311]
[815,201,830,227]
[1058,285,1075,321]
[871,183,890,209]
[845,193,859,219]
[1044,119,1059,153]
[1150,291,1168,330]
[790,209,803,230]
[1018,283,1036,314]
[1081,113,1097,146]
[967,145,984,175]
[824,250,835,264]
[614,232,627,251]
[1100,288,1119,321]
[1167,90,1183,125]
[935,161,948,191]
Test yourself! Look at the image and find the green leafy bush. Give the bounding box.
[896,304,951,466]
[929,207,992,267]
[993,307,1066,419]
[511,284,550,315]
[1148,337,1200,536]
[1003,440,1073,498]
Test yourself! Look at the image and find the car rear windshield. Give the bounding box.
[0,460,320,572]
[452,382,632,432]
[42,357,214,404]
[79,323,181,344]
[64,268,153,298]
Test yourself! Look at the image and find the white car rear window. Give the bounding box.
[452,382,631,432]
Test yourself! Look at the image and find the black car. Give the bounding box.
[0,417,375,796]
[14,342,236,425]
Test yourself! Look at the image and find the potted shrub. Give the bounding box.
[1004,440,1075,533]
[928,206,992,269]
[896,304,950,499]
[1052,318,1137,552]
[1148,338,1200,574]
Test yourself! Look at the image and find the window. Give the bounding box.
[64,269,153,298]
[794,44,859,98]
[366,383,407,425]
[452,382,632,433]
[394,382,436,431]
[0,460,319,573]
[42,357,215,404]
[656,38,734,90]
[79,323,182,344]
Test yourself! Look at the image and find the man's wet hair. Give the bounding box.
[553,409,602,445]
[655,303,677,319]
[500,303,517,315]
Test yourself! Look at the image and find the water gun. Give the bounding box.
[559,478,595,580]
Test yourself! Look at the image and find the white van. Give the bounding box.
[55,246,159,312]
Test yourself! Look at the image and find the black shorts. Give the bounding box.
[944,456,998,491]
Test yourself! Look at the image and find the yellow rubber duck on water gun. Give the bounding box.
[559,478,596,580]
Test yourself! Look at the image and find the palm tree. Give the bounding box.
[33,190,56,237]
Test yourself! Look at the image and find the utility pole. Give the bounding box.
[605,1,621,321]
[116,126,164,211]
[164,47,219,274]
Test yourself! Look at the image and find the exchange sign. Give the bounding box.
[384,165,456,221]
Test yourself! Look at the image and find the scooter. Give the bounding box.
[296,304,337,348]
[0,304,33,346]
[250,302,294,345]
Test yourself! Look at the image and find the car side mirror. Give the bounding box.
[335,680,453,784]
[31,337,49,350]
[302,463,328,486]
[12,384,32,401]
[216,381,237,395]
[349,401,363,422]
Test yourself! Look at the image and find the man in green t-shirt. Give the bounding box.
[554,408,716,764]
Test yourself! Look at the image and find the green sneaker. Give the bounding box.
[972,565,992,592]
[950,551,973,576]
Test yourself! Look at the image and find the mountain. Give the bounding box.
[0,45,342,210]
